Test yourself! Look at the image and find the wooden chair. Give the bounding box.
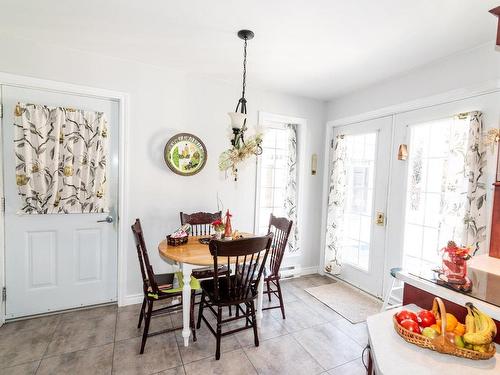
[180,211,229,279]
[131,219,200,354]
[197,235,273,360]
[180,211,233,315]
[262,214,293,319]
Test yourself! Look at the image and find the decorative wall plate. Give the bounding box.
[164,133,207,176]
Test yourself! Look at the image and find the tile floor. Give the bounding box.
[0,274,368,375]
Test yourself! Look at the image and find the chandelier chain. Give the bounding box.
[241,37,247,100]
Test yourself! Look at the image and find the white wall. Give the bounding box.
[0,35,326,301]
[327,43,500,121]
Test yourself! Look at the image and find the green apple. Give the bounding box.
[422,327,439,339]
[455,335,465,348]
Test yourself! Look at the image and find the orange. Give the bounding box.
[453,322,466,336]
[430,323,441,334]
[445,313,458,332]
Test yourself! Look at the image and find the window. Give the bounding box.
[256,125,289,234]
[341,133,377,270]
[402,116,469,271]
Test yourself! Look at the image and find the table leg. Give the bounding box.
[181,263,192,347]
[256,277,264,324]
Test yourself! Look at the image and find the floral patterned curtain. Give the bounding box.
[324,135,347,274]
[463,112,487,255]
[284,124,300,253]
[14,103,108,214]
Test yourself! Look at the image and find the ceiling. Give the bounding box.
[0,0,498,100]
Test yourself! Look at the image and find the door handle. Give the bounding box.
[97,216,114,223]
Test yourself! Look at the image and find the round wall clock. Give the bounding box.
[164,133,207,176]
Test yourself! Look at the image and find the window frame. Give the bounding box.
[254,112,307,258]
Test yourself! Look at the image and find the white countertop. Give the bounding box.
[367,304,499,375]
[469,254,500,275]
[396,271,500,321]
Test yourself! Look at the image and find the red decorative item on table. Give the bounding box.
[440,241,471,285]
[224,210,232,239]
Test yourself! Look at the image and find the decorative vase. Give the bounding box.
[214,230,223,240]
[224,210,233,239]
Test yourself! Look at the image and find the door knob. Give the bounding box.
[97,216,114,223]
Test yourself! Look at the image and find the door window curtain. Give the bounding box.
[284,124,300,253]
[463,112,487,255]
[14,103,109,214]
[324,135,347,274]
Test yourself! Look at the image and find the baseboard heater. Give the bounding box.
[279,265,302,278]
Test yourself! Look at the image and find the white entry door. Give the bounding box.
[1,85,119,319]
[326,117,392,297]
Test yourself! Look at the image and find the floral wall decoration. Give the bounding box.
[14,103,109,214]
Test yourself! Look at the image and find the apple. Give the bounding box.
[417,310,436,328]
[396,310,418,324]
[422,327,439,339]
[400,319,421,334]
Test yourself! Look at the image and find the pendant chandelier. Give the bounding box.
[219,30,263,181]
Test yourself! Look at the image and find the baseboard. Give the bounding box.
[120,293,143,307]
[120,266,320,306]
[300,266,319,275]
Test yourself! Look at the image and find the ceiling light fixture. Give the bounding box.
[219,30,263,181]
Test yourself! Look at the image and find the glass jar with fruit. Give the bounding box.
[440,241,471,284]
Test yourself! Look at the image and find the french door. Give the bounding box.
[326,116,392,297]
[1,85,119,318]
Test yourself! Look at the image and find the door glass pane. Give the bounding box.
[256,126,291,236]
[339,132,377,271]
[402,117,469,271]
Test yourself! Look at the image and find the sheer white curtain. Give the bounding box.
[324,135,347,274]
[404,112,488,269]
[463,112,488,255]
[284,124,300,253]
[14,103,109,214]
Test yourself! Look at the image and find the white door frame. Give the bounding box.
[0,72,130,319]
[319,78,500,298]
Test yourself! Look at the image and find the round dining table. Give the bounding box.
[158,234,265,347]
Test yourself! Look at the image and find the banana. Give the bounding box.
[463,303,497,346]
[465,305,475,335]
[472,343,492,353]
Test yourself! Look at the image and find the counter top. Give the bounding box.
[396,271,500,321]
[469,254,500,275]
[367,304,499,375]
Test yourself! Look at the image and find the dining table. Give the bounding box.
[158,233,265,347]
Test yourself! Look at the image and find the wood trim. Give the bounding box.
[403,283,500,344]
[490,183,500,259]
[490,6,500,46]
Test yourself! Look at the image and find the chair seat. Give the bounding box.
[200,276,257,305]
[147,272,200,299]
[192,265,229,280]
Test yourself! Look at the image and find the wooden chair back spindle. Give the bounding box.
[209,235,273,303]
[180,211,222,236]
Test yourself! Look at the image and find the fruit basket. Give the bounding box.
[393,297,496,360]
[166,234,188,246]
